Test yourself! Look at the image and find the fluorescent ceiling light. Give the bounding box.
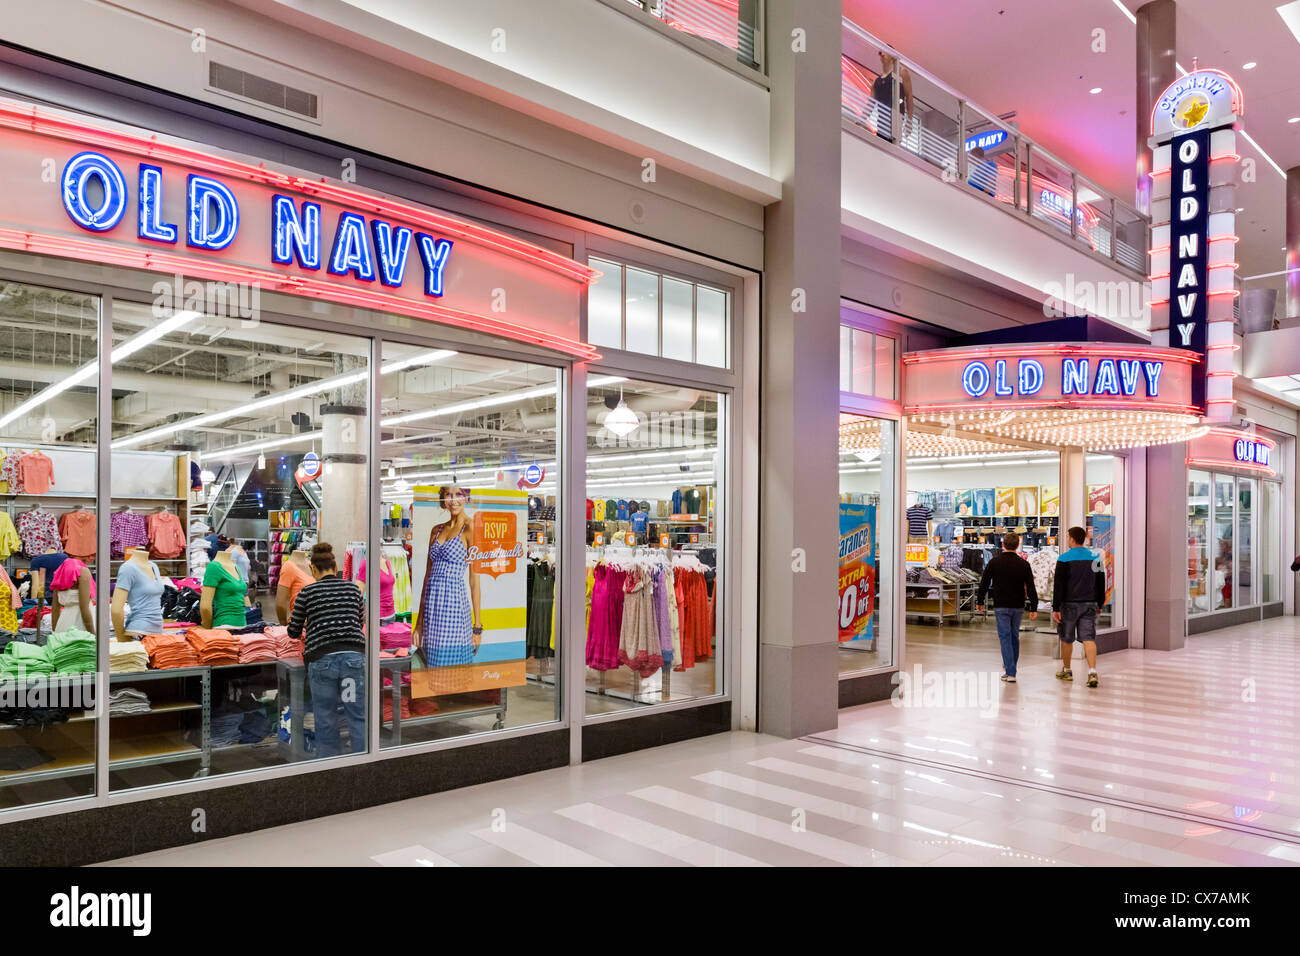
[197,429,323,461]
[115,348,456,448]
[0,309,201,430]
[382,375,625,428]
[1279,2,1300,44]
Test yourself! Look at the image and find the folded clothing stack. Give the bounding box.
[0,641,54,680]
[108,687,150,716]
[142,633,200,669]
[186,627,240,666]
[380,646,411,687]
[237,631,277,664]
[378,621,412,650]
[45,630,97,675]
[264,625,303,660]
[109,640,150,674]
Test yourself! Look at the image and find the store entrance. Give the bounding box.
[901,448,1063,673]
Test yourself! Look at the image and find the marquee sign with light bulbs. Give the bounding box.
[1148,68,1245,420]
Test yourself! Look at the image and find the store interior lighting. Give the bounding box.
[0,309,201,430]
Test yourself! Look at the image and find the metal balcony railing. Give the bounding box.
[622,0,763,72]
[842,18,1149,278]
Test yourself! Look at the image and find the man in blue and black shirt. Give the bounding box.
[1052,526,1107,688]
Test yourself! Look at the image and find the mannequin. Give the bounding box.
[30,546,69,611]
[201,546,249,629]
[357,554,396,624]
[50,559,95,634]
[112,546,164,640]
[276,549,313,624]
[414,484,482,665]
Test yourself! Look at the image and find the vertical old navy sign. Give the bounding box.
[1170,128,1211,410]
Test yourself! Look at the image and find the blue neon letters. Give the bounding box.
[960,357,1165,399]
[60,151,453,297]
[1233,439,1269,466]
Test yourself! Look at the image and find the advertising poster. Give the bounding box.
[995,487,1015,517]
[1088,484,1113,515]
[1040,485,1060,516]
[973,488,994,516]
[954,489,974,516]
[1015,486,1040,516]
[838,502,876,644]
[1091,515,1115,608]
[410,486,527,696]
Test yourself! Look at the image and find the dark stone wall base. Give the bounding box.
[838,670,896,708]
[0,729,568,867]
[1188,606,1265,635]
[582,702,731,762]
[1096,629,1128,654]
[1263,602,1284,620]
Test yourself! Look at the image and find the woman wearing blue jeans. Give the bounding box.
[287,542,367,756]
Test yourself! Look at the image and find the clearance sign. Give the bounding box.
[838,502,876,644]
[0,94,597,358]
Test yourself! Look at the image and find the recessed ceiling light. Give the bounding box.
[1089,87,1103,94]
[1242,61,1257,69]
[1290,117,1300,124]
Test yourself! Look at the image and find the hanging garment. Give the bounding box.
[109,511,148,559]
[59,509,97,561]
[652,566,674,667]
[0,514,20,560]
[618,567,663,678]
[18,509,60,557]
[525,560,555,660]
[386,549,413,615]
[0,450,22,494]
[585,563,624,671]
[17,451,54,494]
[416,533,474,667]
[146,511,187,558]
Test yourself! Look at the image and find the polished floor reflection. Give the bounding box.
[104,617,1300,866]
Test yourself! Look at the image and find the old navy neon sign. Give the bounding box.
[961,358,1164,398]
[1234,439,1269,467]
[964,129,1007,153]
[61,151,453,296]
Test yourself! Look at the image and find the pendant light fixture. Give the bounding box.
[603,387,640,438]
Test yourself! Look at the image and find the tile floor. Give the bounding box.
[104,616,1300,866]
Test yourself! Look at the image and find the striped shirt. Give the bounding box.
[905,504,933,537]
[287,573,365,663]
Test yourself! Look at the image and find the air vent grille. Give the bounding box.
[209,61,318,119]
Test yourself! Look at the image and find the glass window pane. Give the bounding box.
[1086,455,1120,627]
[837,415,895,674]
[1188,470,1210,614]
[850,329,873,394]
[1238,477,1254,607]
[587,257,623,349]
[839,325,852,392]
[1213,475,1234,610]
[381,346,562,745]
[624,267,659,355]
[696,286,727,368]
[109,300,370,786]
[0,281,99,810]
[1262,480,1280,603]
[661,277,693,362]
[585,378,723,713]
[874,335,896,399]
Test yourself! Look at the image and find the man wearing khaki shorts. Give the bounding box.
[1052,525,1106,688]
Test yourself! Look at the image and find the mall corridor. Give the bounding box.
[105,618,1300,867]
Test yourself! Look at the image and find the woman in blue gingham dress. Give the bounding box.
[419,533,475,666]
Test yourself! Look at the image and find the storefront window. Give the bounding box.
[0,281,99,810]
[1086,454,1122,628]
[1262,479,1281,604]
[1214,476,1235,609]
[1187,470,1211,614]
[1237,477,1255,608]
[379,345,563,745]
[838,415,895,673]
[584,378,723,712]
[586,257,730,368]
[108,298,371,787]
[839,324,897,400]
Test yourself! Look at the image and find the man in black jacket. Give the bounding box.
[1053,526,1107,688]
[976,533,1038,683]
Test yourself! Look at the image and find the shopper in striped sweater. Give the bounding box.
[288,543,366,757]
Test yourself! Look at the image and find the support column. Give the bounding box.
[1059,446,1087,536]
[1287,166,1300,321]
[1135,0,1177,215]
[1144,442,1187,650]
[758,0,842,738]
[319,405,368,551]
